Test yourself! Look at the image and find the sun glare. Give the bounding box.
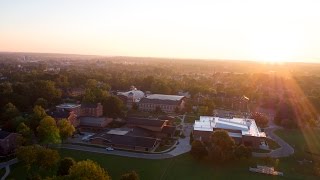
[249,28,302,64]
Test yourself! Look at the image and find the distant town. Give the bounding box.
[0,52,320,179]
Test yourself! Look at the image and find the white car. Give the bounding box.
[82,134,93,141]
[106,147,114,151]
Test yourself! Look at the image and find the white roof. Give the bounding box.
[107,129,129,135]
[117,90,145,101]
[56,103,80,109]
[145,94,185,101]
[193,116,266,137]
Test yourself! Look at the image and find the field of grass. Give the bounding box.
[7,128,320,180]
[8,148,318,180]
[275,128,320,157]
[8,151,279,180]
[274,128,320,177]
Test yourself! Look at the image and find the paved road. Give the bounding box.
[0,158,18,180]
[60,134,191,160]
[253,127,294,158]
[59,144,174,159]
[60,115,191,159]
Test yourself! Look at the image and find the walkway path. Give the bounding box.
[0,158,18,180]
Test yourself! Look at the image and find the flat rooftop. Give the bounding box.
[107,129,129,136]
[56,103,80,109]
[145,94,184,101]
[193,116,266,138]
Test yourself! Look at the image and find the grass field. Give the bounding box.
[274,128,320,178]
[7,128,320,180]
[8,148,318,180]
[8,151,279,180]
[275,128,320,157]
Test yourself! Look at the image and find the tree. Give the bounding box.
[57,157,76,176]
[34,98,48,109]
[30,105,47,131]
[234,144,252,159]
[190,140,208,159]
[32,80,62,103]
[120,171,140,180]
[209,130,235,162]
[57,119,75,141]
[103,96,124,118]
[37,147,60,170]
[16,145,60,172]
[37,116,61,145]
[250,112,269,128]
[83,79,109,103]
[274,102,297,128]
[16,145,38,170]
[1,102,20,125]
[3,115,25,132]
[16,122,33,145]
[67,160,111,180]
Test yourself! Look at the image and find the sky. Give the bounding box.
[0,0,320,63]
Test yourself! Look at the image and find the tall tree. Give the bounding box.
[1,102,20,124]
[57,119,75,141]
[16,145,38,170]
[67,160,111,180]
[16,145,60,172]
[209,130,235,162]
[37,147,60,170]
[190,140,208,159]
[234,144,252,159]
[103,96,124,118]
[57,157,76,176]
[250,112,269,128]
[32,80,62,103]
[16,122,33,145]
[34,98,48,109]
[37,116,61,145]
[30,105,47,131]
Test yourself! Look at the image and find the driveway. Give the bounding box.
[253,127,294,158]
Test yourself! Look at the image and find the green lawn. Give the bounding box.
[275,128,320,157]
[7,128,320,180]
[8,148,318,180]
[274,128,320,178]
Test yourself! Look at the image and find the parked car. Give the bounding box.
[106,147,114,151]
[82,134,93,141]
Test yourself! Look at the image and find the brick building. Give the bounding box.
[138,94,185,113]
[0,131,19,156]
[81,103,103,117]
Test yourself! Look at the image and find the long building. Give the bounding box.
[193,116,266,149]
[138,94,185,113]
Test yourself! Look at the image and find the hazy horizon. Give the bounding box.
[1,0,320,63]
